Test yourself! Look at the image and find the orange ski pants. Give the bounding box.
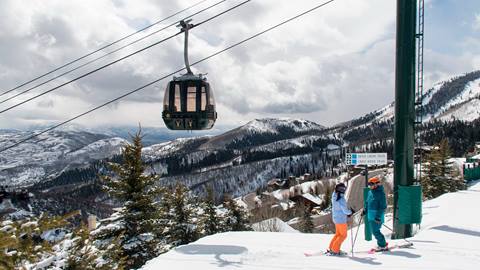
[329,223,348,253]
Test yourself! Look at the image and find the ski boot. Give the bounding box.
[326,249,348,256]
[375,242,389,252]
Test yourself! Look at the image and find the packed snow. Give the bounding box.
[143,181,480,270]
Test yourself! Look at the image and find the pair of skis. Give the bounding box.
[364,242,414,254]
[304,242,413,257]
[304,251,340,257]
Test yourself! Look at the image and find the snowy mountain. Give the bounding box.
[142,118,324,161]
[0,130,127,187]
[142,118,333,200]
[199,118,325,150]
[142,181,480,270]
[337,70,480,132]
[326,70,480,152]
[92,125,224,147]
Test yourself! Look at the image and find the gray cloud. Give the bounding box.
[261,100,327,114]
[32,15,77,48]
[37,99,54,108]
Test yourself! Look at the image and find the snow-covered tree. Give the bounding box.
[222,195,252,232]
[96,130,162,269]
[0,211,79,269]
[160,183,200,248]
[422,139,466,199]
[66,223,117,270]
[299,204,314,233]
[320,184,333,211]
[199,186,223,236]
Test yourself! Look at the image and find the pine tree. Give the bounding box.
[98,130,161,269]
[299,204,314,233]
[422,139,465,199]
[199,186,222,236]
[320,184,333,211]
[160,183,199,248]
[223,195,252,232]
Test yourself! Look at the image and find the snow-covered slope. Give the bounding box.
[143,181,480,270]
[200,118,325,150]
[0,130,126,187]
[242,118,324,134]
[142,118,324,161]
[139,118,334,199]
[335,71,480,134]
[435,78,480,122]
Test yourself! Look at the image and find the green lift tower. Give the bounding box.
[392,0,423,239]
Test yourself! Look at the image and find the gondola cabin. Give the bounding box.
[162,73,217,130]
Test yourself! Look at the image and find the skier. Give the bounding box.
[328,182,352,255]
[365,176,388,251]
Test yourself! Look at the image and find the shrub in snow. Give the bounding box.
[0,211,79,269]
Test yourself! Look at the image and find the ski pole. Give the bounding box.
[349,208,361,255]
[351,213,363,256]
[350,216,354,256]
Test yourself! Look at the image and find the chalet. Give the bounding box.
[290,192,323,209]
[257,192,280,207]
[267,178,289,192]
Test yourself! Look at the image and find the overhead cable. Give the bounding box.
[0,0,251,114]
[0,0,336,153]
[0,0,231,104]
[0,0,210,98]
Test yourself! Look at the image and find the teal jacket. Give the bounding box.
[366,185,387,223]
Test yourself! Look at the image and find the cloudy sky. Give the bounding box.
[0,0,479,131]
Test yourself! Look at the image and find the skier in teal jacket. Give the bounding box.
[366,176,388,250]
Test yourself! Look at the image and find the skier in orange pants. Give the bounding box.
[328,183,352,255]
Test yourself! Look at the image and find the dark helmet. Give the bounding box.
[335,183,346,194]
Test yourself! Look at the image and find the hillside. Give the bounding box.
[141,118,334,200]
[142,181,480,270]
[0,130,126,187]
[336,70,480,133]
[328,70,480,155]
